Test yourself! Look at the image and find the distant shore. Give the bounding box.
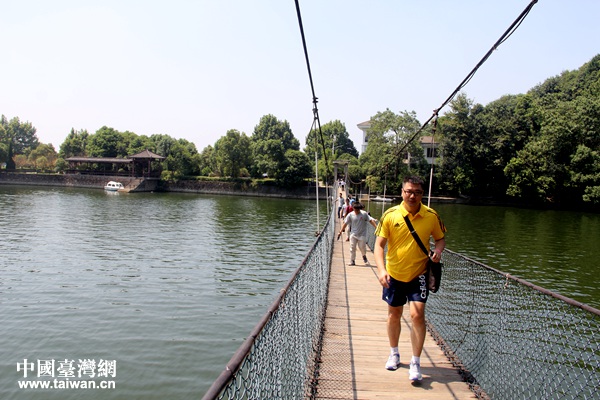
[0,171,542,209]
[0,171,328,200]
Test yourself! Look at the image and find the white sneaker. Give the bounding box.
[409,361,422,381]
[385,353,400,370]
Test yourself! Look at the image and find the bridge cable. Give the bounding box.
[381,0,539,172]
[294,0,331,187]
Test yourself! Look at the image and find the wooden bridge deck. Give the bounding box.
[314,216,475,399]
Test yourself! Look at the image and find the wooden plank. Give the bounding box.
[315,217,475,399]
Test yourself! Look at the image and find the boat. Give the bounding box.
[372,195,394,202]
[104,181,125,191]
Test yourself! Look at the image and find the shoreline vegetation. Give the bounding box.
[0,171,324,200]
[2,171,598,213]
[1,55,599,212]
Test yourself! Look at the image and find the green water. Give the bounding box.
[367,200,600,309]
[0,185,598,399]
[0,186,328,400]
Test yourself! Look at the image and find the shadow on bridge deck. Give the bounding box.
[315,214,475,399]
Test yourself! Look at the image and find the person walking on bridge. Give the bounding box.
[374,175,446,381]
[338,202,377,266]
[337,192,345,218]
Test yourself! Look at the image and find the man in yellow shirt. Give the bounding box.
[374,176,446,381]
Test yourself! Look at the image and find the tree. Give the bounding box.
[568,145,600,204]
[502,55,600,205]
[0,124,7,166]
[0,115,39,159]
[86,126,127,158]
[29,143,58,171]
[250,114,299,179]
[198,145,216,176]
[124,132,152,155]
[359,109,424,194]
[13,154,29,169]
[214,129,252,178]
[158,138,200,178]
[149,134,201,178]
[437,95,484,196]
[304,120,358,183]
[505,95,600,204]
[59,128,89,159]
[279,149,312,187]
[304,120,358,160]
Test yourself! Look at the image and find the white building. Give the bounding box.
[357,120,439,164]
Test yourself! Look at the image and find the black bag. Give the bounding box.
[426,258,443,293]
[403,215,443,293]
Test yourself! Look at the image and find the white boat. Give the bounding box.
[372,195,394,202]
[104,181,125,191]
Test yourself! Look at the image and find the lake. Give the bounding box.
[1,185,598,399]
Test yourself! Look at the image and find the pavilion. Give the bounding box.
[65,150,165,177]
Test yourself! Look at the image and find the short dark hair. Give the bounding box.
[403,175,425,189]
[352,202,364,209]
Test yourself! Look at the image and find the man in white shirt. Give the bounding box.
[337,202,377,266]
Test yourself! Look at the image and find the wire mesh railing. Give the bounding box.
[202,208,335,400]
[205,215,599,399]
[426,249,600,400]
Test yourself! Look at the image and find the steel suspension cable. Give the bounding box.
[294,0,330,184]
[385,0,539,170]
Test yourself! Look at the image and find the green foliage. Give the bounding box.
[250,114,299,180]
[304,120,358,183]
[127,134,154,155]
[0,142,7,165]
[278,149,312,187]
[438,54,600,206]
[438,94,485,195]
[359,109,424,194]
[198,145,216,176]
[86,126,128,158]
[159,138,201,177]
[5,141,15,169]
[570,145,600,204]
[305,120,357,160]
[28,143,57,171]
[213,129,252,178]
[0,115,40,162]
[4,53,598,208]
[59,128,89,159]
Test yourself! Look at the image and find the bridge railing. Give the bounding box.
[205,215,599,400]
[370,223,599,399]
[426,249,600,399]
[202,208,335,400]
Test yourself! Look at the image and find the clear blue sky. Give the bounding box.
[1,0,598,153]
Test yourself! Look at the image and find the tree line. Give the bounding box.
[1,54,598,208]
[436,54,599,207]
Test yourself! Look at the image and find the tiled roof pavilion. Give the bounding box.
[65,150,165,177]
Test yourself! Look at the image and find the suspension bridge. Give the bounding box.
[314,217,473,398]
[202,198,600,399]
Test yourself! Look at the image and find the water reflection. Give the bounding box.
[0,186,328,399]
[433,203,599,307]
[0,186,597,400]
[212,195,322,297]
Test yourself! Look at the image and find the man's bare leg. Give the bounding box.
[387,305,403,347]
[385,305,403,370]
[408,301,426,381]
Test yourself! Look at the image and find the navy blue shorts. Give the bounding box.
[382,274,428,307]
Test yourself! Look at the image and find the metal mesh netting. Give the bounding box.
[203,210,335,400]
[206,219,599,400]
[427,249,600,400]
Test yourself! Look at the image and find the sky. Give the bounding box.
[2,0,599,154]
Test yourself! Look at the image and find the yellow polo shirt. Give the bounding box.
[375,202,446,282]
